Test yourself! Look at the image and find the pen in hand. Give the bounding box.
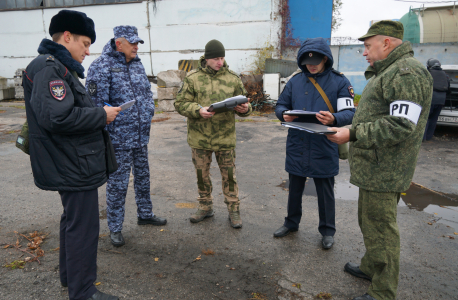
[104,102,123,115]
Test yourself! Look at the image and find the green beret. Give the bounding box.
[358,20,404,41]
[205,40,225,59]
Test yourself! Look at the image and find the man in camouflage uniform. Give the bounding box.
[175,39,252,228]
[86,26,166,247]
[327,21,433,300]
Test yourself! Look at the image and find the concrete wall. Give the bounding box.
[0,0,281,79]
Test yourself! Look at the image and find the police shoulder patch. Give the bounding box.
[88,82,97,96]
[46,55,55,61]
[348,86,355,98]
[49,80,66,101]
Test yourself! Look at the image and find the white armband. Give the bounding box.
[337,97,354,112]
[389,100,422,124]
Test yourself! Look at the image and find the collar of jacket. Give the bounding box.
[37,39,85,79]
[102,38,141,64]
[364,41,413,80]
[198,55,228,76]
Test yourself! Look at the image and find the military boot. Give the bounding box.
[228,211,242,228]
[190,209,214,223]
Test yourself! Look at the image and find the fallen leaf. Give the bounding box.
[3,245,10,249]
[52,247,60,251]
[160,229,164,232]
[434,213,438,215]
[449,236,455,240]
[427,222,433,225]
[95,282,101,286]
[154,258,159,262]
[401,193,406,196]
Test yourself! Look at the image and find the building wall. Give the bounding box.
[0,0,281,79]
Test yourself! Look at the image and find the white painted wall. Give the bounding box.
[0,0,281,79]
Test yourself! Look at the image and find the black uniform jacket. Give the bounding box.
[23,40,108,191]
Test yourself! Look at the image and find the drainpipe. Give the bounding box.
[146,0,154,77]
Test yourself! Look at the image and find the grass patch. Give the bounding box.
[12,105,25,109]
[0,110,6,113]
[270,119,281,122]
[4,260,25,270]
[354,94,361,106]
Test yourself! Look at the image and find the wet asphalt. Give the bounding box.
[0,102,457,300]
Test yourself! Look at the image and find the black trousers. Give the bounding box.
[59,189,99,300]
[284,173,336,236]
[424,104,443,141]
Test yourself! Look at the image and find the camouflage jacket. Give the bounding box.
[349,42,433,192]
[174,56,252,151]
[86,39,155,150]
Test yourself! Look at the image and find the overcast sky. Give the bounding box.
[332,0,454,39]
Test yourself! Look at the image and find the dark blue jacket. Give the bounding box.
[86,39,155,150]
[275,38,355,178]
[23,39,108,191]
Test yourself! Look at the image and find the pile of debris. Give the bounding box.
[156,70,186,112]
[14,68,25,99]
[240,73,271,112]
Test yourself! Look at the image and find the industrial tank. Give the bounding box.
[400,5,458,43]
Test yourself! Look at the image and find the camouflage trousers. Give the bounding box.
[191,148,239,212]
[358,188,401,300]
[106,146,153,232]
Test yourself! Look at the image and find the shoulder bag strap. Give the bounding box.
[308,77,335,114]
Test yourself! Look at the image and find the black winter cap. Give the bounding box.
[205,40,225,59]
[49,10,96,44]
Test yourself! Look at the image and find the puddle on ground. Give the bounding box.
[278,179,458,230]
[400,183,458,230]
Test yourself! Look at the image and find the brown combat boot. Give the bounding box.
[190,209,214,223]
[228,211,242,228]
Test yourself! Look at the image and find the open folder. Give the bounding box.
[283,110,318,116]
[207,95,248,113]
[281,122,336,135]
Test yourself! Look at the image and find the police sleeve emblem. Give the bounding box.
[49,80,66,101]
[348,86,355,98]
[88,82,97,96]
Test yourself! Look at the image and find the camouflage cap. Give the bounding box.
[358,20,404,41]
[114,25,144,44]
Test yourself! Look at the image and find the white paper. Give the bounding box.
[284,110,318,115]
[120,100,136,111]
[220,95,247,103]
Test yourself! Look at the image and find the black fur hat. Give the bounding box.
[49,10,96,44]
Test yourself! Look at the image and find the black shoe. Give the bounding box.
[110,231,125,247]
[344,262,372,281]
[87,290,119,300]
[322,236,334,249]
[352,293,377,300]
[138,215,167,226]
[61,282,67,287]
[273,226,298,238]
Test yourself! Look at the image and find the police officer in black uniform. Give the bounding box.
[424,58,450,141]
[23,10,121,300]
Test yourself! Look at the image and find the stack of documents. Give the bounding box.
[281,122,336,135]
[208,96,248,113]
[283,110,318,116]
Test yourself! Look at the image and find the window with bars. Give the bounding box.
[0,0,140,10]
